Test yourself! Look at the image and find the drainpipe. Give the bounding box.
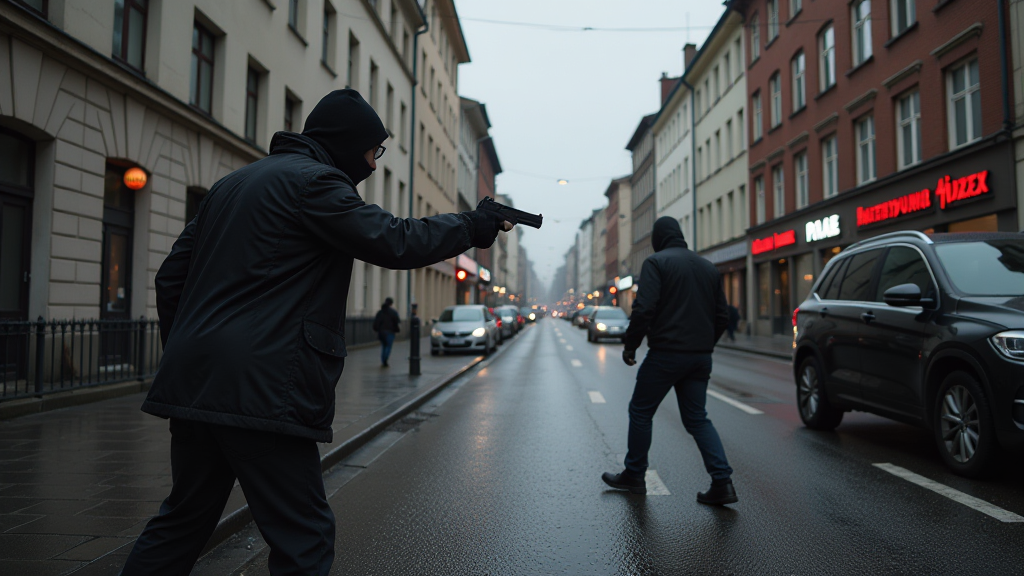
[406,10,428,321]
[680,78,697,248]
[997,0,1012,131]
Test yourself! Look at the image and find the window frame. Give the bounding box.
[795,151,808,208]
[772,163,785,218]
[190,22,215,114]
[897,90,922,170]
[851,0,872,67]
[947,58,982,150]
[791,51,806,112]
[767,0,779,42]
[113,0,148,72]
[822,135,838,198]
[755,176,766,224]
[752,91,763,141]
[890,0,917,38]
[819,25,836,91]
[244,67,259,143]
[751,13,761,61]
[769,72,782,128]
[855,115,876,185]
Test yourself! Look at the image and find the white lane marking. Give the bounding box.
[588,391,606,403]
[707,389,764,415]
[559,338,566,343]
[566,345,574,351]
[570,359,583,368]
[873,463,1024,523]
[645,470,671,496]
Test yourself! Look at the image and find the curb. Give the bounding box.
[202,354,488,555]
[717,343,792,361]
[0,379,153,420]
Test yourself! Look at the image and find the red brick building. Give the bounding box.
[730,0,1017,334]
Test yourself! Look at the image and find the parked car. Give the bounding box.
[586,306,629,343]
[495,305,519,339]
[792,231,1024,478]
[573,306,595,328]
[430,305,498,356]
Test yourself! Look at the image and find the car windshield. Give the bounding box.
[935,240,1024,296]
[439,307,483,322]
[595,308,627,320]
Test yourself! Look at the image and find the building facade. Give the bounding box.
[733,0,1017,335]
[653,72,694,243]
[626,114,657,285]
[603,176,633,310]
[576,214,593,296]
[455,96,495,304]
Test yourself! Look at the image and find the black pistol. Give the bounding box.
[478,196,543,229]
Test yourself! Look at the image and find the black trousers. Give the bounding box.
[121,419,334,576]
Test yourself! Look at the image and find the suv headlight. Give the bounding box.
[472,327,486,338]
[431,328,443,337]
[596,323,607,331]
[990,331,1024,360]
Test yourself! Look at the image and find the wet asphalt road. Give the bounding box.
[228,319,1024,575]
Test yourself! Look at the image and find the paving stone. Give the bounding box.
[0,533,89,559]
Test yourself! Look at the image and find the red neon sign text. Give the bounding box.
[936,170,989,209]
[751,230,796,255]
[857,189,931,227]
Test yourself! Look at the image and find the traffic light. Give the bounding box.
[609,286,618,295]
[456,269,468,282]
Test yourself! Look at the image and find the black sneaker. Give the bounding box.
[602,471,646,495]
[697,480,738,506]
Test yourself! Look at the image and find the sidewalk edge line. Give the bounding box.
[716,343,792,361]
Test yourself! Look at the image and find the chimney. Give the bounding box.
[683,43,698,72]
[659,72,678,105]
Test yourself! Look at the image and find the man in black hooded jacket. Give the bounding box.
[601,217,737,505]
[120,90,510,575]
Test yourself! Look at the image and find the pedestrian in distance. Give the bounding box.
[602,217,737,506]
[120,89,513,576]
[727,303,741,342]
[374,297,401,367]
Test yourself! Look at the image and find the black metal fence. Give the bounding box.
[0,317,161,402]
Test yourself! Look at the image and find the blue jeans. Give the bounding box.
[624,350,733,481]
[379,332,396,364]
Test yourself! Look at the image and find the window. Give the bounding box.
[897,91,922,169]
[837,250,882,302]
[399,102,407,147]
[752,91,762,141]
[244,67,259,142]
[13,0,45,15]
[751,14,761,61]
[876,246,934,301]
[696,90,702,117]
[389,3,398,40]
[791,51,805,111]
[726,119,733,160]
[0,130,34,322]
[737,110,745,149]
[948,59,982,149]
[185,187,207,223]
[714,66,720,99]
[101,162,136,323]
[852,0,872,67]
[288,0,300,30]
[734,38,742,79]
[822,136,838,198]
[767,0,779,42]
[755,176,765,224]
[795,152,808,208]
[715,131,721,170]
[368,60,378,108]
[322,1,336,69]
[284,93,298,132]
[819,26,836,91]
[790,0,802,17]
[891,0,916,37]
[772,164,785,217]
[724,54,732,86]
[769,72,782,128]
[190,22,215,114]
[347,33,359,89]
[113,0,147,71]
[856,115,876,184]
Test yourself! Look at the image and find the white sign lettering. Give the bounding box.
[805,214,841,243]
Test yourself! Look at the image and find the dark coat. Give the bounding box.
[373,306,401,334]
[145,132,472,442]
[624,217,729,354]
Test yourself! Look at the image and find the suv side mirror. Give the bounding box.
[883,283,924,307]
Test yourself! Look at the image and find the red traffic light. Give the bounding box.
[456,269,468,281]
[609,286,618,294]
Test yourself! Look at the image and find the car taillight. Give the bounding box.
[792,307,800,327]
[496,319,502,328]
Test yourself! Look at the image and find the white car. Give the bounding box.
[430,305,499,356]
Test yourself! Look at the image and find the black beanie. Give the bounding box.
[302,89,389,185]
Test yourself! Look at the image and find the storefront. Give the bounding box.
[702,240,748,333]
[747,135,1018,335]
[455,254,490,305]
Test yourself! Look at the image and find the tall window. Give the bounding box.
[772,164,785,217]
[769,73,782,128]
[190,22,215,114]
[0,130,34,323]
[288,0,300,30]
[738,110,745,149]
[724,54,732,87]
[284,93,298,132]
[322,2,336,69]
[726,119,733,160]
[948,59,981,149]
[755,176,766,224]
[856,116,876,184]
[244,67,259,142]
[752,91,762,141]
[347,33,360,89]
[852,0,872,66]
[822,136,838,198]
[790,0,802,17]
[767,0,779,42]
[386,84,395,135]
[113,0,147,71]
[185,187,207,223]
[795,152,808,208]
[791,51,805,111]
[819,26,836,91]
[897,91,922,169]
[368,60,379,108]
[714,66,720,99]
[13,0,45,15]
[751,14,761,61]
[891,0,916,37]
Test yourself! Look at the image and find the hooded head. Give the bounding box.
[301,89,388,185]
[651,216,689,252]
[382,297,394,309]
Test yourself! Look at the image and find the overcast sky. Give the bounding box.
[455,0,725,294]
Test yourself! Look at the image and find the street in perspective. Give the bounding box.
[2,0,1024,574]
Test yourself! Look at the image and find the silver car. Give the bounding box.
[430,305,498,356]
[495,305,519,339]
[586,306,630,343]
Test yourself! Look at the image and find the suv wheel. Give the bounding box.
[934,371,996,478]
[796,356,844,430]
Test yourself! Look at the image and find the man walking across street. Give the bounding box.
[374,297,401,367]
[602,217,737,505]
[120,89,512,575]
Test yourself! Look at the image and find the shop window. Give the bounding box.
[947,214,998,233]
[758,262,771,318]
[897,91,922,169]
[791,51,805,112]
[190,21,215,114]
[851,0,872,67]
[947,59,981,150]
[819,26,836,91]
[795,253,814,304]
[113,0,148,72]
[856,115,876,185]
[822,136,838,198]
[890,0,916,38]
[773,260,790,333]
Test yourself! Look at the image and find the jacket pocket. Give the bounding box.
[302,319,348,358]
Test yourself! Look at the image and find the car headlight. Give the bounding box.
[472,327,486,338]
[529,313,536,321]
[431,328,443,337]
[596,323,607,331]
[991,331,1024,360]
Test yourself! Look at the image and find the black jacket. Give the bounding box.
[373,306,401,334]
[624,217,728,354]
[144,132,472,442]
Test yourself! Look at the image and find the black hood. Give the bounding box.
[651,216,688,252]
[300,89,388,185]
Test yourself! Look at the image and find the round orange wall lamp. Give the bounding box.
[123,167,148,190]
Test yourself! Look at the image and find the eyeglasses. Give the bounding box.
[374,145,386,160]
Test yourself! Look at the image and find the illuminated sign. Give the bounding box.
[123,167,147,190]
[617,276,633,290]
[936,170,989,209]
[478,267,491,283]
[751,230,796,255]
[805,214,840,242]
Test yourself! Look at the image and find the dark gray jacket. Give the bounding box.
[144,132,472,441]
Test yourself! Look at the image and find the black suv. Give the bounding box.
[793,231,1024,477]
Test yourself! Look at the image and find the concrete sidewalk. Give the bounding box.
[0,336,484,576]
[717,333,794,360]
